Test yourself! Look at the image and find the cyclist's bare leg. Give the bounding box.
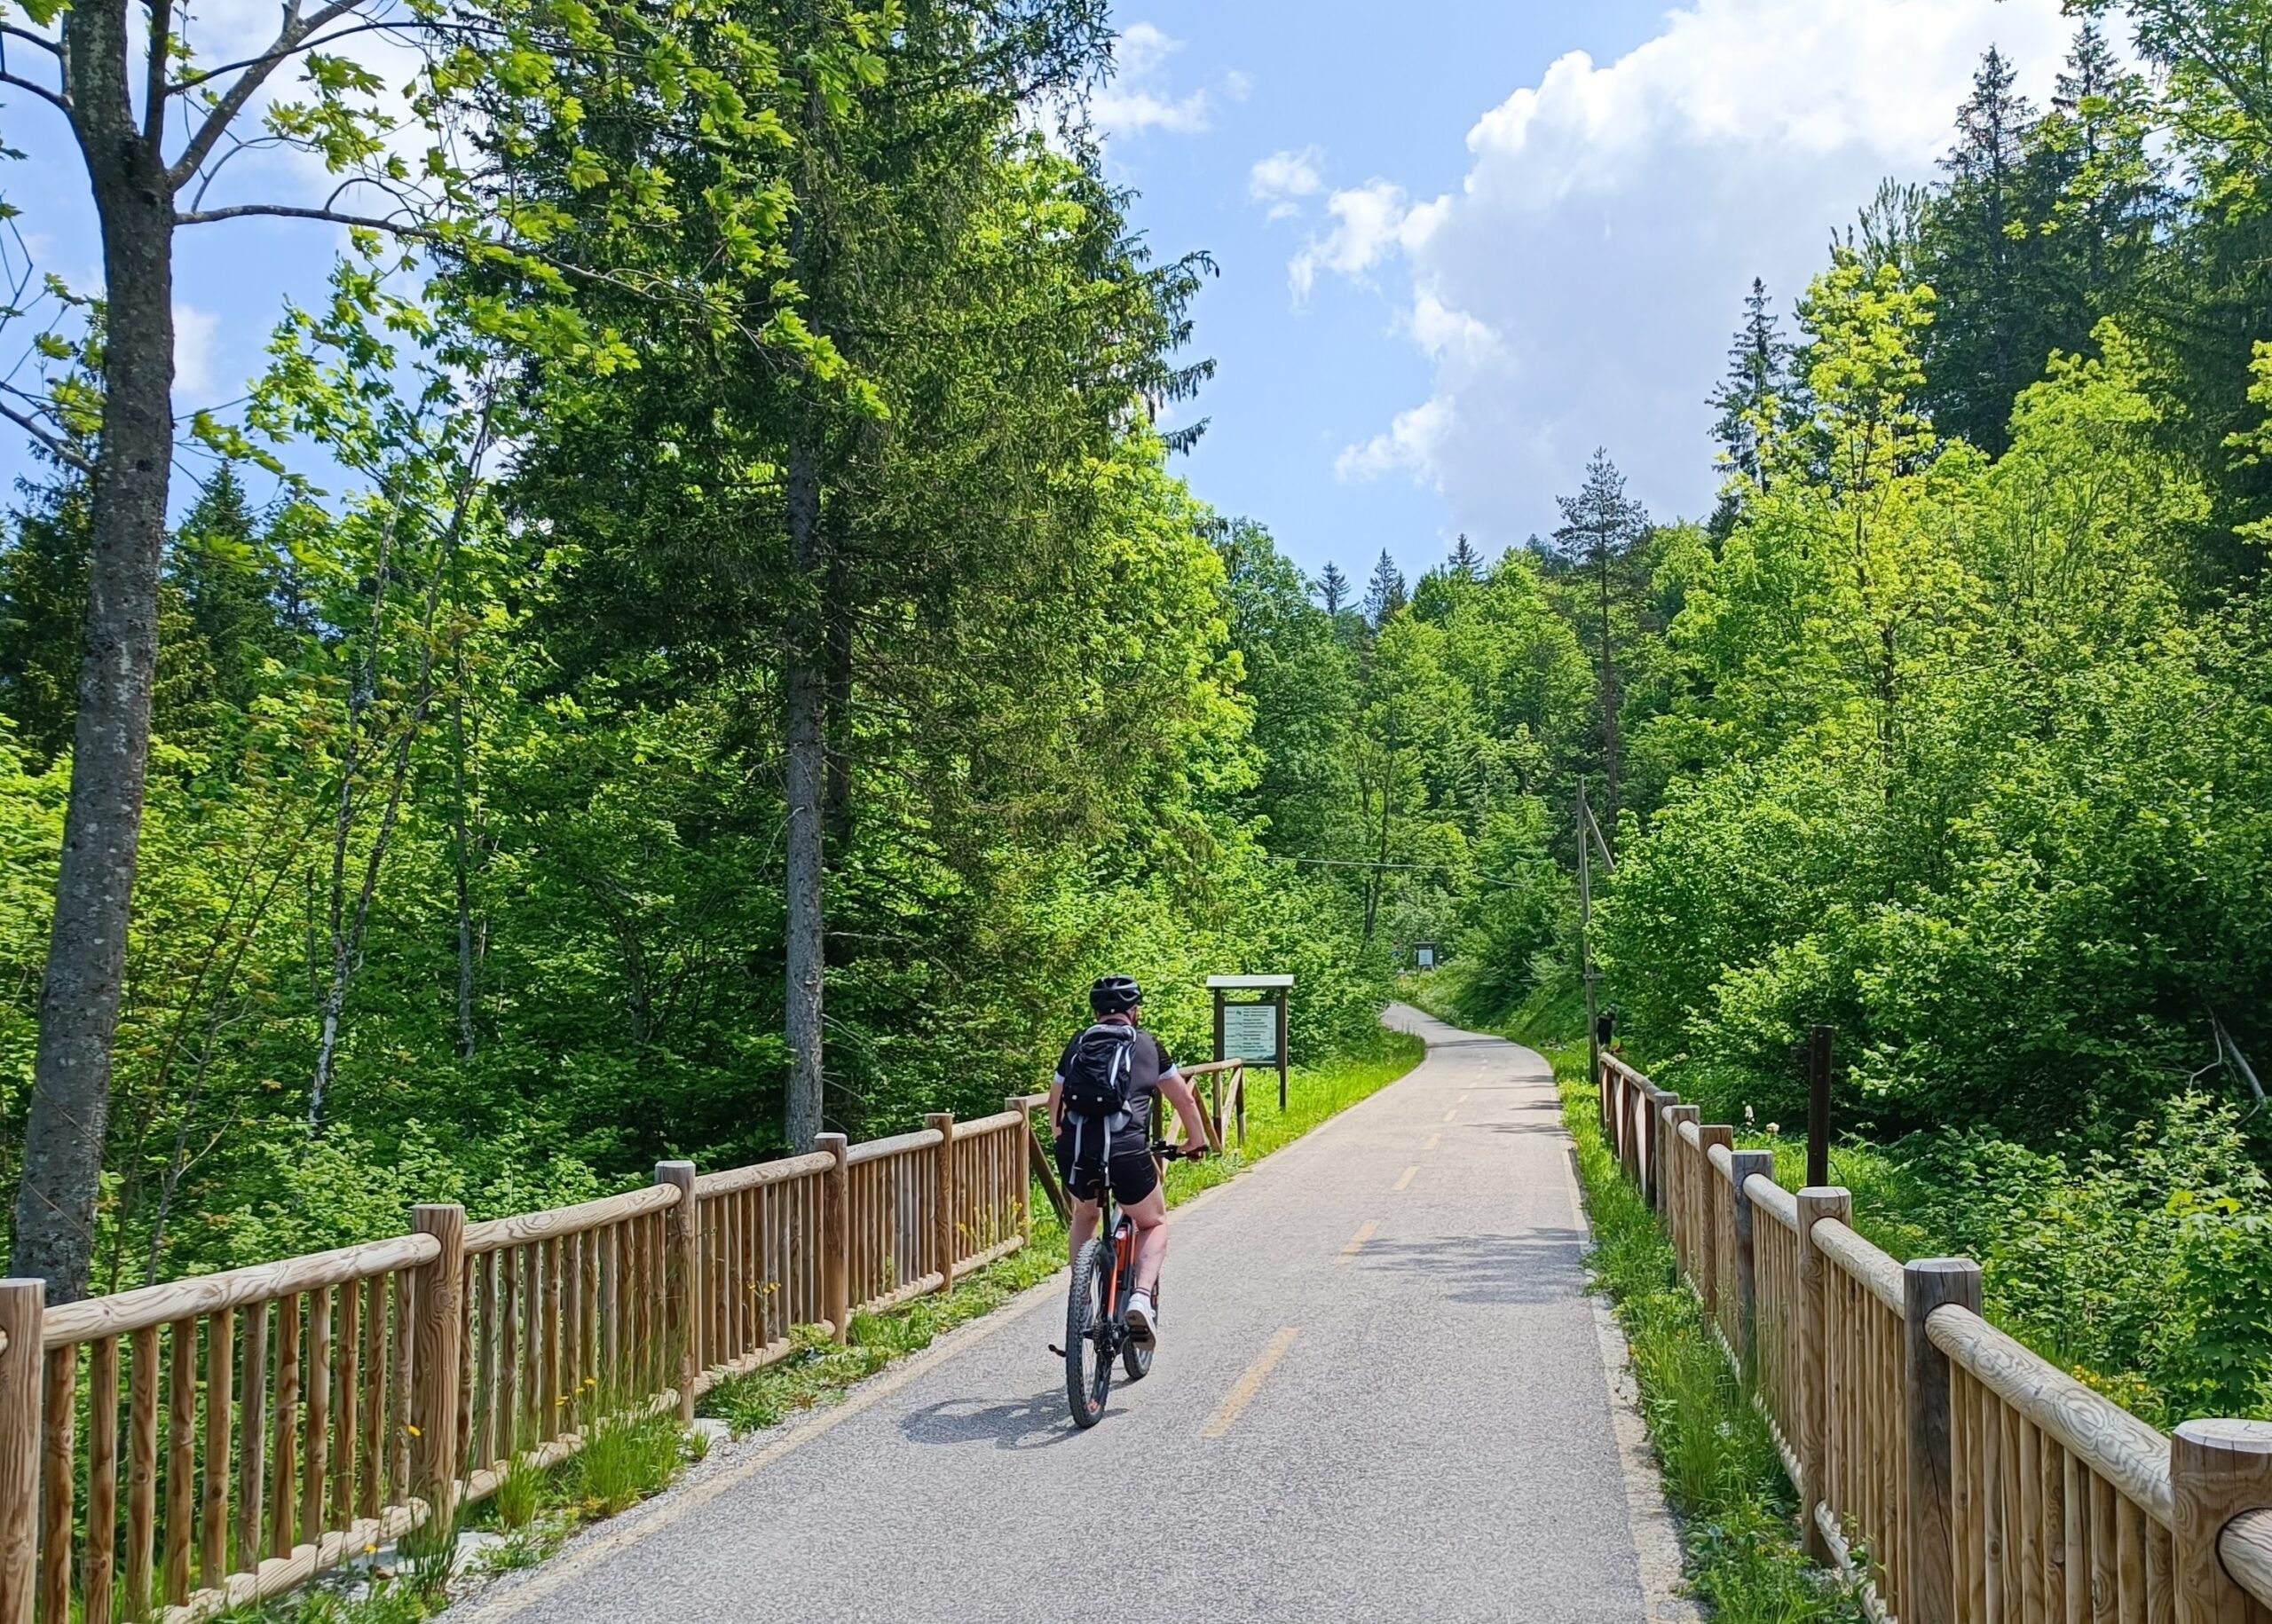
[1126,1186,1169,1293]
[1068,1197,1101,1265]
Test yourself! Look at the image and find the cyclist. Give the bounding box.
[1049,975,1211,1345]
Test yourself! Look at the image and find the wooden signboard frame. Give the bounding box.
[1209,974,1292,1110]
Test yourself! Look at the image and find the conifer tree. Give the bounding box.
[1550,450,1647,841]
[1707,279,1797,536]
[1363,549,1408,628]
[1314,560,1352,616]
[1448,533,1483,579]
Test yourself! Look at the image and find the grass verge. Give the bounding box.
[1563,1073,1865,1623]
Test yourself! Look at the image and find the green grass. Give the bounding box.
[705,1033,1425,1434]
[1562,1070,1865,1623]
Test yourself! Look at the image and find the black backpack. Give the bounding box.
[1061,1022,1140,1122]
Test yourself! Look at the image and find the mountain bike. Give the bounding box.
[1060,1139,1200,1429]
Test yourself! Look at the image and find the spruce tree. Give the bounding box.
[1918,47,2046,453]
[1550,450,1648,841]
[1314,560,1352,616]
[1448,533,1484,579]
[1706,279,1797,536]
[0,470,92,763]
[1363,549,1408,628]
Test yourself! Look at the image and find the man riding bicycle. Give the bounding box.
[1049,975,1211,1345]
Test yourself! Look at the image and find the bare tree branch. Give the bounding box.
[1,23,62,59]
[0,399,90,470]
[0,66,70,114]
[168,16,495,93]
[165,0,362,190]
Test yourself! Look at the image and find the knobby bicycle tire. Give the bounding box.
[1066,1237,1115,1428]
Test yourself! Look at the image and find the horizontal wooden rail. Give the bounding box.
[43,1234,439,1348]
[2224,1508,2272,1605]
[1744,1171,1798,1230]
[462,1182,681,1256]
[1812,1217,1906,1317]
[1926,1303,2174,1527]
[693,1149,835,1198]
[846,1127,945,1166]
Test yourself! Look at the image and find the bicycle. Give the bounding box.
[1059,1139,1202,1429]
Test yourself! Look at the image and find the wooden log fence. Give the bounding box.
[1594,1053,2272,1624]
[0,1104,1043,1624]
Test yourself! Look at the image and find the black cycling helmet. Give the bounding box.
[1089,974,1143,1016]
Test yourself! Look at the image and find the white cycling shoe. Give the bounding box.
[1126,1289,1159,1345]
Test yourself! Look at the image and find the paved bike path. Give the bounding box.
[453,1006,1671,1623]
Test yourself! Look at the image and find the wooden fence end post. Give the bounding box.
[1728,1149,1774,1386]
[408,1205,466,1536]
[925,1115,956,1296]
[817,1134,851,1344]
[1903,1256,1982,1624]
[0,1279,43,1624]
[2172,1417,2272,1624]
[1795,1185,1850,1564]
[655,1163,698,1423]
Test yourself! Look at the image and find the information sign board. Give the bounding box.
[1222,1001,1279,1063]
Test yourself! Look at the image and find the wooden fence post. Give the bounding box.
[1015,1100,1070,1225]
[1663,1106,1700,1268]
[925,1115,956,1295]
[1728,1149,1774,1385]
[2172,1418,2272,1624]
[655,1163,698,1423]
[0,1280,42,1624]
[816,1135,851,1344]
[1795,1185,1850,1563]
[1696,1123,1733,1312]
[409,1205,466,1534]
[1662,1099,1681,1217]
[1904,1257,1982,1624]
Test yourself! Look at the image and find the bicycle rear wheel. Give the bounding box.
[1065,1238,1115,1428]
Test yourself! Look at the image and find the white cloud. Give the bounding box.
[1290,180,1419,301]
[1093,21,1213,137]
[172,304,221,403]
[1306,0,2077,536]
[1250,146,1325,221]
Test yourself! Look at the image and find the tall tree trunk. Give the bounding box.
[822,548,856,851]
[1596,557,1622,853]
[783,424,827,1151]
[12,31,176,1298]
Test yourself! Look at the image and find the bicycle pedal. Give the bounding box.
[1046,1344,1067,1358]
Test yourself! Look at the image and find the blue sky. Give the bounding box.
[1099,0,2077,585]
[4,0,2082,587]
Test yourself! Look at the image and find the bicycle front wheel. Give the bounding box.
[1066,1238,1115,1429]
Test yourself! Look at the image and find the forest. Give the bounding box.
[5,0,2272,1427]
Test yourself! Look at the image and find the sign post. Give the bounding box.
[1208,974,1293,1110]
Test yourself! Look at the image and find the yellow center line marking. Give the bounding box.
[1202,1327,1299,1439]
[1442,1108,1457,1123]
[1338,1219,1379,1259]
[1424,1133,1440,1151]
[1394,1165,1419,1192]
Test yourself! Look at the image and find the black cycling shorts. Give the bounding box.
[1057,1144,1158,1207]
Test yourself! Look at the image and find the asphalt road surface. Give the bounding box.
[453,1005,1668,1624]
